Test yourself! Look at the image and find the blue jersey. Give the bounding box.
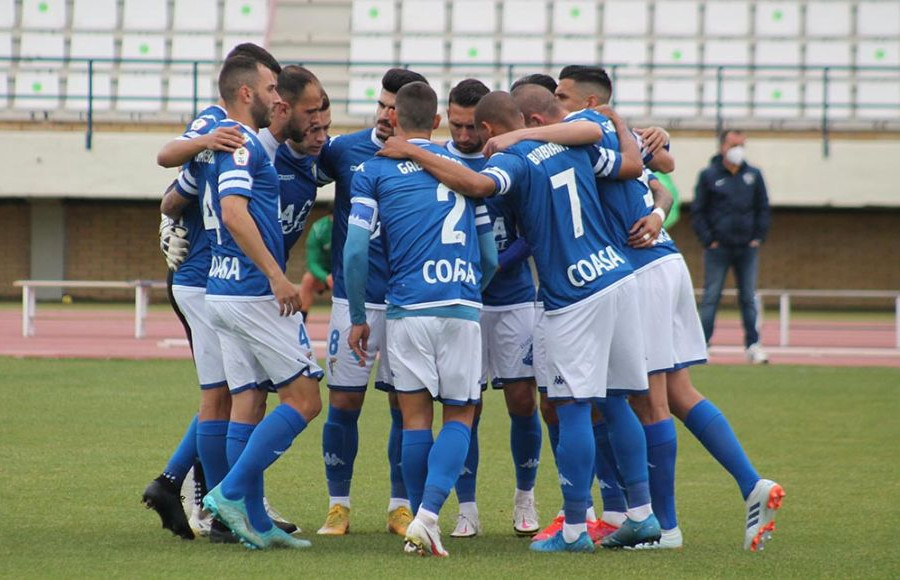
[204,120,285,299]
[317,128,389,306]
[481,140,632,312]
[274,143,317,261]
[349,140,491,314]
[566,109,679,271]
[171,104,227,288]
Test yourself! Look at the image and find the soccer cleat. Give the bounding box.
[202,486,265,549]
[264,497,299,535]
[531,515,564,542]
[629,526,683,550]
[317,504,351,535]
[746,343,769,365]
[513,495,540,536]
[209,519,239,544]
[404,517,449,557]
[387,505,413,536]
[142,478,194,540]
[530,530,595,553]
[189,505,213,538]
[450,511,482,538]
[600,515,662,549]
[744,479,785,552]
[587,519,619,543]
[257,526,312,550]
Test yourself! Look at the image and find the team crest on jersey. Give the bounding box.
[742,173,756,186]
[190,118,207,131]
[233,146,250,166]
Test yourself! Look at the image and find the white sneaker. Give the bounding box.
[746,343,769,364]
[189,504,213,537]
[264,497,301,534]
[450,509,482,538]
[630,526,683,550]
[744,479,785,551]
[179,467,196,517]
[404,517,449,557]
[513,492,540,536]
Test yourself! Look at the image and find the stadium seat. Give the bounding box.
[347,76,382,115]
[173,0,219,33]
[0,72,6,107]
[856,80,900,119]
[754,1,800,37]
[857,2,900,38]
[804,78,852,119]
[754,40,800,67]
[65,71,112,111]
[220,35,266,60]
[610,75,647,116]
[805,2,850,38]
[653,39,699,67]
[552,1,596,36]
[702,40,749,67]
[0,0,13,30]
[116,72,163,112]
[451,1,497,34]
[19,32,65,61]
[551,38,597,66]
[701,78,750,118]
[603,38,649,66]
[72,0,117,31]
[400,0,445,33]
[653,1,698,37]
[14,70,60,109]
[651,78,698,117]
[804,41,851,68]
[603,1,648,36]
[450,37,496,67]
[0,30,12,59]
[399,36,445,69]
[856,40,900,70]
[170,34,217,68]
[754,78,799,118]
[500,37,545,66]
[224,0,268,33]
[69,34,116,70]
[122,0,168,32]
[121,34,167,69]
[349,36,395,69]
[351,1,395,33]
[167,73,215,113]
[21,0,65,29]
[502,1,548,35]
[703,1,749,37]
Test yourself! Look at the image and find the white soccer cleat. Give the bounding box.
[744,479,785,552]
[189,504,213,538]
[630,526,683,550]
[513,493,540,536]
[450,510,482,538]
[264,497,300,535]
[404,517,449,557]
[746,343,769,365]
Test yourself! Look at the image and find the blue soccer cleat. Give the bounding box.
[258,526,312,550]
[202,485,265,549]
[600,515,662,549]
[529,530,595,553]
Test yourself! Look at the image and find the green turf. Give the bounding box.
[0,359,897,577]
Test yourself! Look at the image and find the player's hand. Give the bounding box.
[709,241,720,249]
[595,104,620,121]
[482,132,522,158]
[159,216,190,271]
[749,239,761,248]
[634,126,670,154]
[202,126,245,152]
[326,274,334,289]
[627,212,663,248]
[348,323,370,365]
[270,273,302,317]
[377,136,418,160]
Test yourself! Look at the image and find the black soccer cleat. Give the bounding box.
[273,519,299,535]
[142,477,194,540]
[209,518,239,544]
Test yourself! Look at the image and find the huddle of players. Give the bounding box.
[144,42,784,556]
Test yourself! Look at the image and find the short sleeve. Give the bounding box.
[590,144,623,179]
[175,167,199,198]
[473,201,492,236]
[480,152,526,196]
[348,163,378,231]
[217,142,254,199]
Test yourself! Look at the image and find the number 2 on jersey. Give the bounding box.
[550,168,584,238]
[436,183,466,245]
[202,184,223,244]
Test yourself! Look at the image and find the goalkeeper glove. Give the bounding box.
[159,216,190,271]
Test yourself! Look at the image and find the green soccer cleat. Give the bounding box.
[258,526,312,550]
[202,486,265,549]
[529,530,595,553]
[600,515,662,549]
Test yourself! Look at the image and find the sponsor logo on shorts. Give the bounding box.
[553,375,565,386]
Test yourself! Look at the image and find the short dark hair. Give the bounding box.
[382,68,428,94]
[510,73,558,94]
[558,65,612,101]
[511,83,564,122]
[395,82,437,132]
[449,79,490,108]
[321,91,330,112]
[719,129,742,145]
[225,42,281,75]
[474,91,523,132]
[218,55,263,104]
[276,64,320,106]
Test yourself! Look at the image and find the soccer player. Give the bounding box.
[314,68,428,537]
[378,91,660,554]
[443,79,542,538]
[345,81,497,557]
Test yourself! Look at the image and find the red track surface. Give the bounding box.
[0,308,898,367]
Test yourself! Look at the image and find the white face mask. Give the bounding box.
[725,145,746,166]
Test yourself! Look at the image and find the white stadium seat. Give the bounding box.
[65,71,112,111]
[69,34,116,70]
[754,78,799,118]
[804,78,852,120]
[603,1,647,36]
[653,1,698,37]
[351,1,395,33]
[503,1,548,35]
[602,38,648,66]
[173,0,219,33]
[400,36,446,69]
[167,73,215,113]
[72,0,117,31]
[651,78,698,117]
[754,1,800,37]
[224,0,268,33]
[702,79,750,118]
[857,2,900,38]
[14,70,60,109]
[500,37,545,66]
[451,37,496,67]
[804,41,851,68]
[19,32,65,61]
[347,76,382,115]
[171,34,217,67]
[123,0,168,32]
[703,40,749,67]
[805,2,850,38]
[220,35,266,60]
[349,36,395,67]
[451,1,497,34]
[551,38,597,66]
[0,72,6,107]
[552,1,596,36]
[703,1,749,37]
[21,0,65,29]
[653,40,699,67]
[610,76,647,116]
[0,32,10,59]
[856,40,900,69]
[0,0,13,29]
[401,0,446,34]
[116,72,162,112]
[856,80,900,119]
[121,34,167,69]
[755,40,800,67]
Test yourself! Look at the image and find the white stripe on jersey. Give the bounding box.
[482,167,511,194]
[475,215,491,227]
[220,169,252,183]
[350,196,378,209]
[219,179,252,191]
[593,147,618,177]
[177,170,198,195]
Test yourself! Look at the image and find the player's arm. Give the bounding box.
[691,170,716,248]
[156,125,245,168]
[344,179,378,362]
[160,168,197,219]
[497,237,531,272]
[305,219,330,283]
[158,179,190,271]
[634,126,675,173]
[628,173,672,248]
[482,121,603,158]
[751,171,771,247]
[474,203,498,289]
[377,138,497,198]
[595,106,643,179]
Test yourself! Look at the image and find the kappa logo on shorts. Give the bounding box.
[553,375,565,386]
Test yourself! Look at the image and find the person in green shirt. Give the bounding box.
[300,211,333,321]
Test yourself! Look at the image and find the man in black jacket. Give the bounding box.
[692,130,771,364]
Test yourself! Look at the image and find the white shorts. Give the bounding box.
[326,300,393,392]
[387,316,482,406]
[545,277,648,401]
[480,304,535,388]
[532,303,550,392]
[206,297,323,393]
[635,255,708,374]
[172,286,227,390]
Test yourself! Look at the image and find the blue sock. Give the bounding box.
[225,421,267,532]
[455,416,479,503]
[226,422,255,467]
[322,405,360,498]
[592,420,627,513]
[600,396,651,509]
[162,415,198,485]
[644,419,678,530]
[547,421,560,465]
[389,408,407,499]
[684,399,760,499]
[401,429,433,514]
[510,411,542,491]
[196,419,229,491]
[556,403,594,526]
[421,421,471,516]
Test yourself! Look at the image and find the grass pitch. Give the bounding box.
[0,359,897,578]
